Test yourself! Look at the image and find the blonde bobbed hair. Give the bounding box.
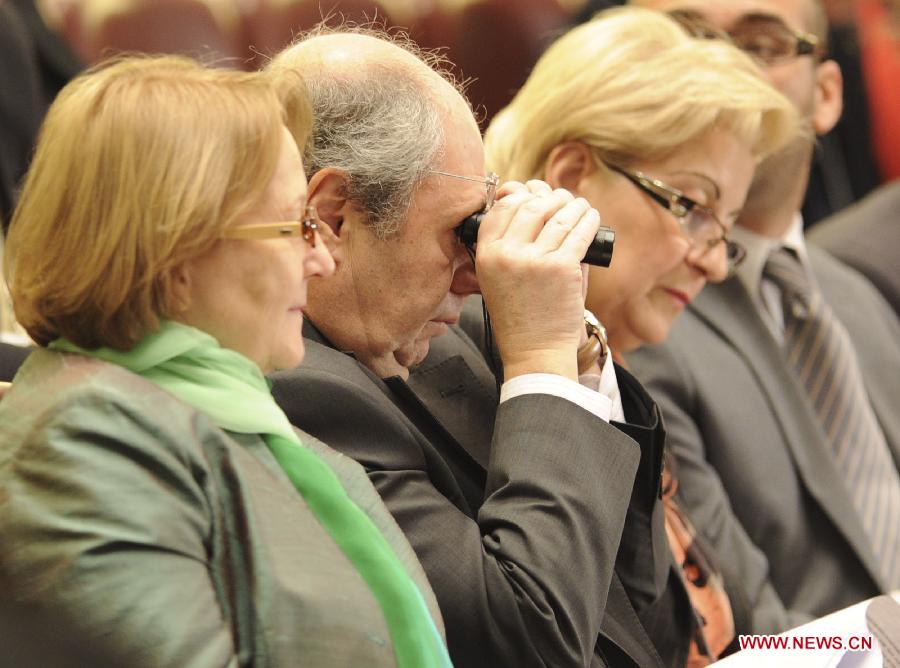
[5,55,311,350]
[485,7,799,182]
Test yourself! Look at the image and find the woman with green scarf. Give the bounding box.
[0,55,451,668]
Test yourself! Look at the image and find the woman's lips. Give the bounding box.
[663,287,691,307]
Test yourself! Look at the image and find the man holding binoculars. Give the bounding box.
[268,27,684,668]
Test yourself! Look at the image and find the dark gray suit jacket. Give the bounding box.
[271,320,689,667]
[809,181,900,320]
[628,246,900,627]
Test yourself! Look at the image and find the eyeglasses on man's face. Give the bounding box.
[220,204,320,246]
[669,9,822,66]
[430,170,500,213]
[607,164,747,274]
[430,170,501,250]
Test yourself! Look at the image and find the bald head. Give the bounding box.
[284,31,476,123]
[280,32,435,81]
[267,30,475,236]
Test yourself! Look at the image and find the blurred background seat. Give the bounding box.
[444,0,569,127]
[78,0,246,66]
[406,1,458,54]
[246,0,395,66]
[8,0,897,230]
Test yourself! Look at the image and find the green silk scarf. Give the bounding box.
[50,321,451,668]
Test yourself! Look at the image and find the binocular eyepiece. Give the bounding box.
[456,213,615,267]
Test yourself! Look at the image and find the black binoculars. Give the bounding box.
[456,213,615,267]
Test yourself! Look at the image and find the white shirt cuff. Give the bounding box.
[578,351,626,422]
[500,369,613,423]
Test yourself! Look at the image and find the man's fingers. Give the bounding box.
[555,207,602,263]
[501,188,574,244]
[532,197,593,253]
[477,180,593,257]
[475,186,535,245]
[495,180,528,199]
[524,179,553,196]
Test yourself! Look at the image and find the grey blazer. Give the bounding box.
[809,181,900,320]
[0,349,443,667]
[628,246,900,629]
[270,321,679,668]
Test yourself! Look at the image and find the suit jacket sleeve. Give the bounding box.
[0,387,238,667]
[626,340,813,633]
[808,183,900,320]
[460,297,674,611]
[273,362,642,668]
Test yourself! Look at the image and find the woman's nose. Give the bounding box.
[686,241,729,284]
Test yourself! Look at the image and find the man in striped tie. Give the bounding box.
[629,0,900,629]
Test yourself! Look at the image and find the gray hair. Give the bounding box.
[267,27,462,238]
[301,66,444,237]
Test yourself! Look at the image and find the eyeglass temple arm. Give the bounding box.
[430,170,499,186]
[612,166,693,215]
[796,33,818,56]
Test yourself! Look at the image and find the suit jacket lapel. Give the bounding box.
[406,327,498,470]
[601,575,665,667]
[691,280,885,587]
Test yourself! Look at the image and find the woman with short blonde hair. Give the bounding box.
[485,7,799,663]
[487,7,798,355]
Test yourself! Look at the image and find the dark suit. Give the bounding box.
[0,0,81,226]
[271,318,693,667]
[628,246,900,624]
[0,342,31,381]
[7,0,83,101]
[809,181,900,320]
[0,1,43,225]
[800,22,881,229]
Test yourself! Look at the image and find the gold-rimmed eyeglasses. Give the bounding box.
[607,164,747,275]
[221,205,319,246]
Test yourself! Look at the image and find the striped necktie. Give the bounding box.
[764,247,900,589]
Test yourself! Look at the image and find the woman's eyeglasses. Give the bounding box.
[221,205,319,246]
[607,164,747,274]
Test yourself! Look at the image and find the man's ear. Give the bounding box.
[307,167,356,266]
[813,59,843,135]
[543,141,596,194]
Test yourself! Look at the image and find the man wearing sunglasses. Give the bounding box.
[629,0,900,627]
